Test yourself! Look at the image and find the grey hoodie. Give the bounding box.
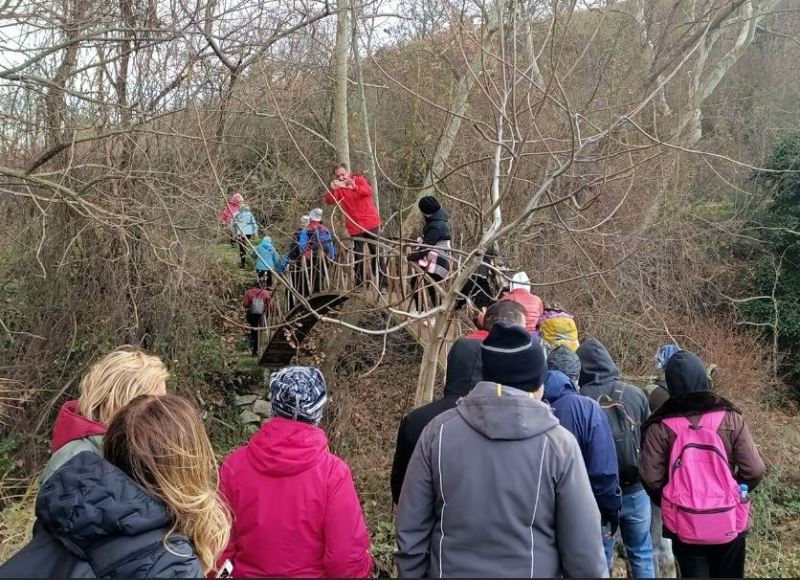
[395,382,608,578]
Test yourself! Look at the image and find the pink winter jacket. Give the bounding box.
[219,196,241,226]
[218,417,373,578]
[500,289,544,332]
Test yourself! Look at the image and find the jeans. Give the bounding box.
[671,533,746,578]
[603,489,655,578]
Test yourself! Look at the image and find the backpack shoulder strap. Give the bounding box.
[698,410,726,432]
[662,415,692,435]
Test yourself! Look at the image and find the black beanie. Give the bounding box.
[418,196,441,215]
[481,322,546,392]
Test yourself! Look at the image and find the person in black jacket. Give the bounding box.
[577,338,654,577]
[390,338,481,505]
[0,394,230,578]
[407,196,451,311]
[389,300,527,505]
[0,452,202,578]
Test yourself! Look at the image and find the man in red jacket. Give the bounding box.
[324,164,382,287]
[500,271,544,333]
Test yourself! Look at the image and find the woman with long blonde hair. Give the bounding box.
[1,394,230,577]
[40,345,168,482]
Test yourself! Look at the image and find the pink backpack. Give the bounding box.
[661,411,749,544]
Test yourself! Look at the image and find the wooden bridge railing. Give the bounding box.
[256,235,480,364]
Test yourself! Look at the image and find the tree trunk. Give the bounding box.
[332,0,351,167]
[45,0,89,147]
[401,38,492,236]
[676,0,777,145]
[351,5,379,208]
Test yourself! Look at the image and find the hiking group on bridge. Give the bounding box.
[223,164,467,357]
[0,166,768,578]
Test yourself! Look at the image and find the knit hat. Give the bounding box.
[269,366,327,425]
[300,214,310,226]
[509,271,531,292]
[655,344,680,370]
[547,346,581,382]
[481,322,546,392]
[418,196,441,215]
[309,208,323,222]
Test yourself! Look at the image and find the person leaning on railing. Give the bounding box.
[298,208,336,294]
[407,196,451,312]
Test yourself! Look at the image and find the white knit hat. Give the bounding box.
[509,271,531,292]
[309,208,323,222]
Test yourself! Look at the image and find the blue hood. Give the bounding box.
[544,370,579,404]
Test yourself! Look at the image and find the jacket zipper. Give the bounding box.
[672,443,728,472]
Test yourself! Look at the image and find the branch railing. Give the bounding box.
[255,235,488,355]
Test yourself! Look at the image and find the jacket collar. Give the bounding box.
[642,391,741,433]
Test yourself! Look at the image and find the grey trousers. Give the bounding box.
[651,504,676,577]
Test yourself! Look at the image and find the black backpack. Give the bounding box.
[598,384,641,487]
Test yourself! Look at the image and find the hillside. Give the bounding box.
[2,0,800,575]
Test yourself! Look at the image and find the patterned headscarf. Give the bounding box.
[547,346,581,382]
[269,366,327,425]
[656,344,680,370]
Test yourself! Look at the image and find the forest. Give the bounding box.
[1,0,800,575]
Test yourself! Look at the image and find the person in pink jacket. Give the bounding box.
[218,366,373,578]
[219,192,243,227]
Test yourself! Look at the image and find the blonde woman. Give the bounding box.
[40,345,168,482]
[1,395,230,577]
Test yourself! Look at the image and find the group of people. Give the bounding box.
[0,348,372,578]
[225,164,463,358]
[390,289,766,579]
[219,165,379,289]
[1,277,767,578]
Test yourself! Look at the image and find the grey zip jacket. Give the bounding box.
[395,381,608,578]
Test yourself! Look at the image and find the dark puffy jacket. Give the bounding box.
[389,337,481,504]
[408,208,451,262]
[0,452,202,578]
[577,338,650,494]
[544,371,621,517]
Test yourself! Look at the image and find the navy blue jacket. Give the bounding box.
[544,371,622,516]
[0,452,202,578]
